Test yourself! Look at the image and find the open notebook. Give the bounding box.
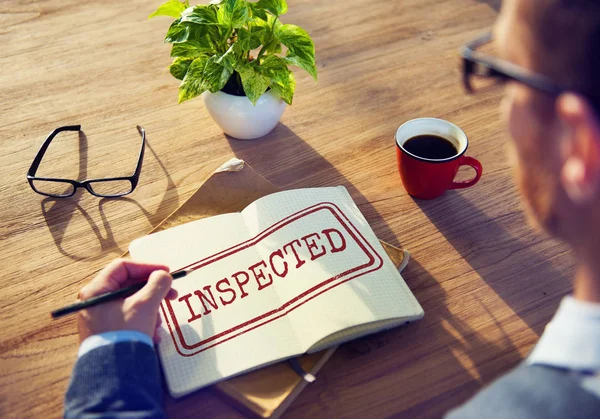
[129,186,424,397]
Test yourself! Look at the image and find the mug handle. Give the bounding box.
[450,156,483,189]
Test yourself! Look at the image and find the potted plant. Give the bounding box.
[149,0,317,140]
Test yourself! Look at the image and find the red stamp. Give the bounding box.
[160,202,384,357]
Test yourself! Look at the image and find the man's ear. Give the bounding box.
[556,93,600,205]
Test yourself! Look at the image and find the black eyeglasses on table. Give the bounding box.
[27,125,145,198]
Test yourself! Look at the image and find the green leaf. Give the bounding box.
[237,27,263,50]
[255,0,287,17]
[169,57,194,80]
[269,71,295,105]
[253,14,282,51]
[180,5,219,25]
[259,55,294,104]
[202,55,233,93]
[217,0,249,28]
[285,52,317,80]
[259,54,287,71]
[266,13,283,32]
[216,43,238,72]
[249,3,268,21]
[170,37,213,58]
[277,24,317,80]
[253,14,275,32]
[265,40,282,54]
[165,19,189,43]
[252,25,268,45]
[238,62,270,104]
[165,19,210,44]
[149,0,187,18]
[179,56,210,103]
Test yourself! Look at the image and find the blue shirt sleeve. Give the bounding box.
[78,330,154,358]
[66,332,165,418]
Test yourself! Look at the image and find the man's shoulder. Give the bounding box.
[445,364,600,419]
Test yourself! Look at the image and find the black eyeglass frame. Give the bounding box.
[27,125,146,198]
[460,32,566,96]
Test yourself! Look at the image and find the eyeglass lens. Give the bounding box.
[31,179,76,197]
[87,179,133,197]
[465,39,506,94]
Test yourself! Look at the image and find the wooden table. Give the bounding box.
[0,0,574,417]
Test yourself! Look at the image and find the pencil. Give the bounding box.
[50,269,190,319]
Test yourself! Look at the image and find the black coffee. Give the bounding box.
[403,135,458,160]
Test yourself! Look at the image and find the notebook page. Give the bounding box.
[240,187,423,353]
[129,213,301,397]
[307,317,409,353]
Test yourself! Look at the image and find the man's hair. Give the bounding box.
[522,0,600,109]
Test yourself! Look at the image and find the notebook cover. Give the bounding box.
[131,158,409,418]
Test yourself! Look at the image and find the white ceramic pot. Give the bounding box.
[202,90,287,140]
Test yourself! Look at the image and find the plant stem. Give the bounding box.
[222,27,233,53]
[256,44,268,61]
[256,17,278,62]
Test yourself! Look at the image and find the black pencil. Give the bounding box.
[50,269,190,319]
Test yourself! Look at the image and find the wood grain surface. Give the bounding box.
[0,0,573,417]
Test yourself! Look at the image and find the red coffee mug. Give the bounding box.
[395,118,482,200]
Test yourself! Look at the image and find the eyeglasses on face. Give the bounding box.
[27,125,146,198]
[460,32,567,96]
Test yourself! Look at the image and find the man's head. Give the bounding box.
[494,0,600,256]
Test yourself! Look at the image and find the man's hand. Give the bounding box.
[77,259,176,342]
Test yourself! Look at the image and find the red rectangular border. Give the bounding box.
[160,202,384,357]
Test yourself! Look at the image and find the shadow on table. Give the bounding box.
[224,124,516,416]
[225,123,401,248]
[396,259,522,416]
[41,135,179,260]
[415,191,568,336]
[291,257,522,418]
[42,194,118,260]
[98,140,180,233]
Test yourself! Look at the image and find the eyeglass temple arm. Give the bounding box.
[465,32,493,52]
[131,125,146,187]
[27,125,81,177]
[460,32,493,94]
[462,59,474,93]
[460,31,565,98]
